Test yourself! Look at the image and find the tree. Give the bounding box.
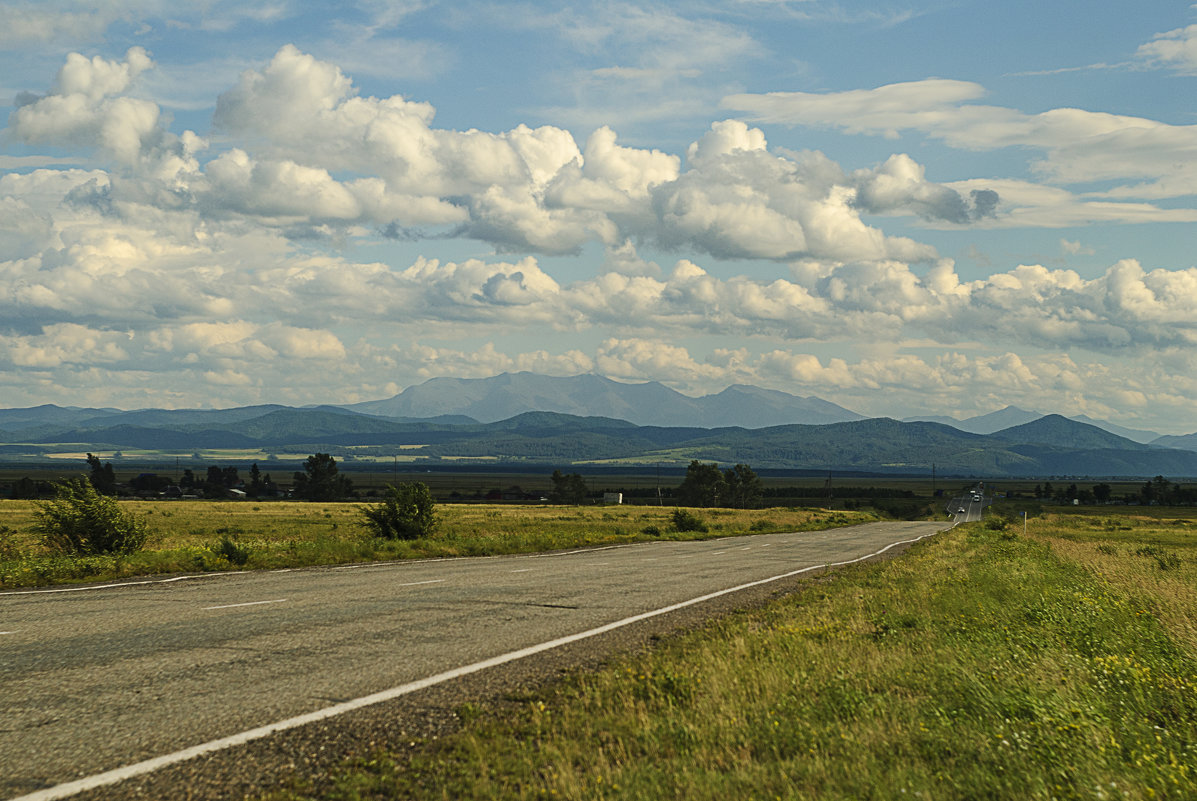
[549,470,589,504]
[86,453,117,495]
[9,476,44,500]
[677,461,727,507]
[360,482,438,539]
[204,465,241,499]
[249,463,264,497]
[1093,483,1112,504]
[723,463,763,509]
[35,478,148,555]
[129,473,170,494]
[1153,475,1173,505]
[293,453,353,501]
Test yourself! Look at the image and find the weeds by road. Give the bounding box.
[261,512,1197,801]
[0,501,873,589]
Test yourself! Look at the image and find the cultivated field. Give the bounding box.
[0,500,873,589]
[255,510,1197,801]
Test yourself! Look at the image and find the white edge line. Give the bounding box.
[10,527,944,801]
[203,599,288,611]
[0,572,249,597]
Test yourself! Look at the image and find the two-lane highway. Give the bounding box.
[1,520,947,799]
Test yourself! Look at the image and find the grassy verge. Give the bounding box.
[260,513,1197,801]
[0,501,873,589]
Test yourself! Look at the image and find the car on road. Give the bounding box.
[957,507,965,514]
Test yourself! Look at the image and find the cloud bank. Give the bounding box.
[2,40,1196,433]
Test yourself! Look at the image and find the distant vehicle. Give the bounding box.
[957,507,965,514]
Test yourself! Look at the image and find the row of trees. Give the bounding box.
[1032,476,1196,506]
[675,461,763,508]
[75,452,355,501]
[549,461,763,509]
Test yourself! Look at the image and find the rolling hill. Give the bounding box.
[3,406,1195,478]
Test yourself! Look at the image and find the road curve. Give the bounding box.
[1,520,947,799]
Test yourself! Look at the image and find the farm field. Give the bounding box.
[258,510,1197,801]
[0,499,874,589]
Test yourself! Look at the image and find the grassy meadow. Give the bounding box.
[0,499,873,589]
[258,509,1197,801]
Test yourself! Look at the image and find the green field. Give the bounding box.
[0,500,874,589]
[256,510,1197,801]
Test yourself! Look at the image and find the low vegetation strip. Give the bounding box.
[261,515,1197,801]
[0,502,872,589]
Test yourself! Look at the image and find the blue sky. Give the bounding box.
[2,1,1196,434]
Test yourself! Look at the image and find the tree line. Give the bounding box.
[1030,476,1197,506]
[4,452,357,501]
[550,461,764,508]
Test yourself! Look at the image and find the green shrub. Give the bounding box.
[35,478,148,555]
[361,482,439,540]
[209,534,251,566]
[670,508,708,533]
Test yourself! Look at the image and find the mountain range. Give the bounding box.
[902,406,1163,443]
[0,373,1195,478]
[345,373,866,428]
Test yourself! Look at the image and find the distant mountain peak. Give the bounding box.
[341,373,865,429]
[990,414,1149,451]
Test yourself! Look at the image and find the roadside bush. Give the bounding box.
[1136,544,1181,571]
[671,508,708,533]
[35,478,148,555]
[0,525,19,560]
[361,482,438,540]
[209,534,251,566]
[985,516,1010,532]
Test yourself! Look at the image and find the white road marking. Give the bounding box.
[0,544,631,599]
[9,526,944,801]
[1,630,19,635]
[204,599,287,611]
[710,551,726,555]
[511,569,534,573]
[0,572,249,596]
[396,579,445,587]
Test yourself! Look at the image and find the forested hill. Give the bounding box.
[2,407,1196,478]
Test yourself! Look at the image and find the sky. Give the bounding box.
[1,1,1196,434]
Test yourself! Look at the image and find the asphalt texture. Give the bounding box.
[1,520,948,800]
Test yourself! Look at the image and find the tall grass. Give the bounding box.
[262,514,1197,801]
[0,501,874,589]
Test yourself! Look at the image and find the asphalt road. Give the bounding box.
[949,492,988,523]
[1,520,947,800]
